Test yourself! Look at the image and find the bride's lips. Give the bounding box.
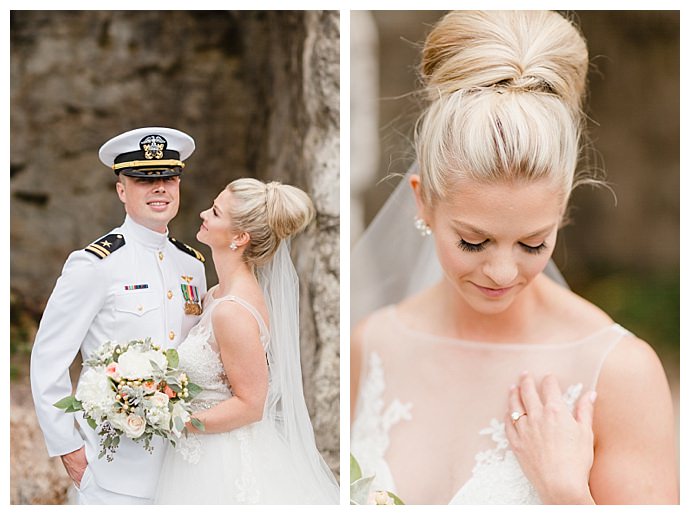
[472,283,515,298]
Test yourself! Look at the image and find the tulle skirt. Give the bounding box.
[155,420,337,504]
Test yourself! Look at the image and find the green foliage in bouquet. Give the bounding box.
[54,338,205,461]
[350,454,404,505]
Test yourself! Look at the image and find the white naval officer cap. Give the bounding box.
[98,127,195,178]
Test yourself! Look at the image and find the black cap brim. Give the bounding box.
[117,168,183,178]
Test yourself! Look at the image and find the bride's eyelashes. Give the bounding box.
[456,238,548,255]
[457,238,487,252]
[520,242,548,255]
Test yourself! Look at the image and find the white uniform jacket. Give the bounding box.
[30,215,207,499]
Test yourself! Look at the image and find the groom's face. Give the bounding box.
[116,175,181,233]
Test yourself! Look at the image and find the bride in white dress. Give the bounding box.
[351,11,677,504]
[156,178,339,504]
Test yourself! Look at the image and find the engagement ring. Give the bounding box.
[510,411,527,424]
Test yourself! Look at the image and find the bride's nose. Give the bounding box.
[482,252,518,287]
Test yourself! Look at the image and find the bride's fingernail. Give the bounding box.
[520,370,528,377]
[589,391,598,403]
[509,384,516,391]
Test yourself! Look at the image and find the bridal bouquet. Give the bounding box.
[350,454,405,505]
[54,338,204,462]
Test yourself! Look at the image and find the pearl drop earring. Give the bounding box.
[414,216,432,236]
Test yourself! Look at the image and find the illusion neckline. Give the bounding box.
[388,305,625,350]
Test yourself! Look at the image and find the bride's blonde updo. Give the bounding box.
[415,11,591,206]
[226,178,315,266]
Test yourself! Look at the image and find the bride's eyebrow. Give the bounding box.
[522,224,556,239]
[452,221,555,239]
[452,221,492,238]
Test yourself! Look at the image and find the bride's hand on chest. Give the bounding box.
[504,372,596,504]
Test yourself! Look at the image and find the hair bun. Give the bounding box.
[265,182,315,240]
[421,11,588,111]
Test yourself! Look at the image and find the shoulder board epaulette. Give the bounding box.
[84,233,126,259]
[169,237,205,263]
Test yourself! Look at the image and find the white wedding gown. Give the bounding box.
[351,305,630,504]
[155,291,337,504]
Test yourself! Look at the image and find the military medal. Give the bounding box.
[181,276,202,315]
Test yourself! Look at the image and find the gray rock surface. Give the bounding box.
[10,386,72,505]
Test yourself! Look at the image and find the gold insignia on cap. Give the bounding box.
[140,135,166,160]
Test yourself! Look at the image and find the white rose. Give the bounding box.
[149,391,170,409]
[117,349,167,379]
[147,407,171,429]
[123,413,146,439]
[144,392,171,429]
[108,411,128,433]
[75,367,115,419]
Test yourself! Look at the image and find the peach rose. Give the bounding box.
[163,384,177,399]
[105,362,120,381]
[142,380,158,393]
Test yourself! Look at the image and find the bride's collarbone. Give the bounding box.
[394,287,612,344]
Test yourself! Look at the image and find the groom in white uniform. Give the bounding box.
[30,127,207,504]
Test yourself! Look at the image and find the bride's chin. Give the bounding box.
[461,289,519,315]
[472,300,515,316]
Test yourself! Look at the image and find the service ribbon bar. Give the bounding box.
[189,285,199,303]
[181,284,191,302]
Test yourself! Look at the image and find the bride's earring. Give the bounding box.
[414,216,432,236]
[229,242,238,250]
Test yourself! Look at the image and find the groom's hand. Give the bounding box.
[61,446,88,487]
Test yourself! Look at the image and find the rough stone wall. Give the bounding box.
[11,386,73,505]
[240,11,340,473]
[10,11,340,502]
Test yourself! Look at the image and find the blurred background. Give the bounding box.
[351,8,678,458]
[10,10,340,503]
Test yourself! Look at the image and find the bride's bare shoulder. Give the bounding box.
[351,304,395,350]
[352,288,437,352]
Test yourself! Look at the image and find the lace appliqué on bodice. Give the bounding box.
[451,383,584,504]
[178,324,230,404]
[172,294,268,505]
[351,351,412,492]
[174,322,231,465]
